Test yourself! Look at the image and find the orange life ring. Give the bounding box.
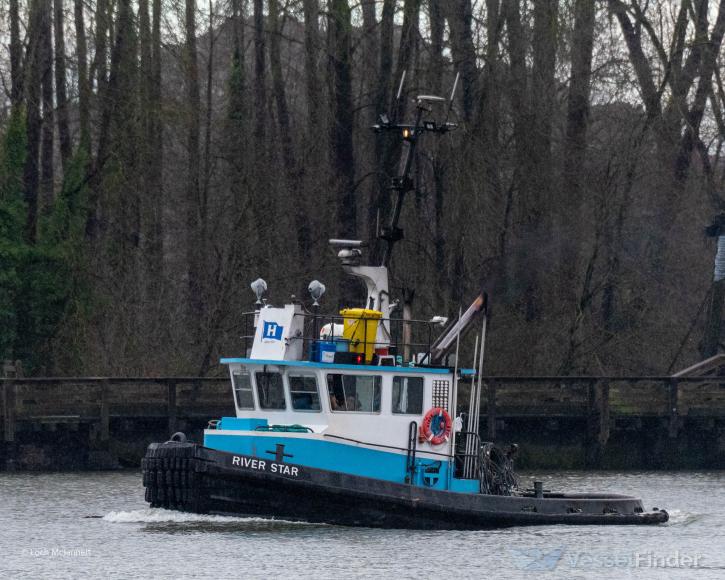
[419,407,452,446]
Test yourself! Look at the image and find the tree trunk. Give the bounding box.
[227,0,247,171]
[361,0,379,114]
[24,0,43,244]
[369,0,395,262]
[444,0,478,122]
[502,0,535,318]
[184,0,202,319]
[328,0,356,244]
[74,0,91,153]
[202,0,215,221]
[607,1,665,136]
[9,0,23,108]
[231,0,245,59]
[377,0,395,115]
[269,0,308,260]
[503,0,529,212]
[85,0,139,248]
[559,0,595,281]
[268,0,295,175]
[139,0,152,141]
[530,0,558,217]
[40,0,55,214]
[360,0,379,245]
[481,0,502,173]
[149,0,164,268]
[253,0,267,166]
[392,0,420,123]
[54,0,72,172]
[564,0,595,202]
[302,0,321,131]
[111,0,141,258]
[428,0,445,94]
[85,0,111,240]
[138,0,163,282]
[94,0,110,90]
[429,0,447,307]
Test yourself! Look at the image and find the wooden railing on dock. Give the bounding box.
[478,376,725,440]
[2,375,724,438]
[1,377,233,445]
[1,374,725,469]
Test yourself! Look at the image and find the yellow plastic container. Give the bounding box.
[340,308,382,362]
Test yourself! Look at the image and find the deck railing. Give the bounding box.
[240,310,445,364]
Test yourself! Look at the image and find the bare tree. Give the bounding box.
[23,0,43,243]
[184,0,203,318]
[9,0,23,108]
[444,0,478,122]
[40,0,54,212]
[74,0,91,153]
[54,0,72,172]
[328,0,356,245]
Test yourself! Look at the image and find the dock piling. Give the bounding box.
[2,381,17,471]
[586,380,610,466]
[487,381,496,440]
[168,381,178,434]
[100,379,110,442]
[668,379,680,438]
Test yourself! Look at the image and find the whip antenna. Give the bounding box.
[443,72,460,127]
[392,70,407,123]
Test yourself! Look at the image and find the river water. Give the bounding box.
[0,469,723,579]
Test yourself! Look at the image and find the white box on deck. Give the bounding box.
[251,305,305,361]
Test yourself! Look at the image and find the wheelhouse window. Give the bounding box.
[392,376,424,414]
[232,371,255,410]
[289,374,321,412]
[255,372,286,410]
[327,374,381,413]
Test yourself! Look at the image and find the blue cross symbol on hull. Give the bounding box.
[266,443,294,463]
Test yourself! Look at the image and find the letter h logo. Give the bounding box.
[262,321,283,341]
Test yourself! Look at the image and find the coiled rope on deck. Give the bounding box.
[478,442,519,496]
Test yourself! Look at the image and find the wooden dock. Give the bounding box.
[2,374,725,470]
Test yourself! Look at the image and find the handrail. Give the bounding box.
[405,420,418,484]
[241,309,445,364]
[457,429,482,478]
[323,432,453,459]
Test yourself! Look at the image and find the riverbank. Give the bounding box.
[3,414,725,471]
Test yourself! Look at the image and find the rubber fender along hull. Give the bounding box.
[141,441,669,529]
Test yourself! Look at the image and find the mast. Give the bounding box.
[373,73,459,268]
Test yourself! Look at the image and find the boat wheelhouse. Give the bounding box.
[213,357,478,493]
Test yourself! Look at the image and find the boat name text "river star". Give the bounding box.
[231,455,300,476]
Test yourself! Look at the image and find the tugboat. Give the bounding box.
[142,82,668,529]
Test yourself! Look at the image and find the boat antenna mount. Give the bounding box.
[373,72,460,268]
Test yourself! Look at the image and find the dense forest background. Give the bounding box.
[1,0,725,376]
